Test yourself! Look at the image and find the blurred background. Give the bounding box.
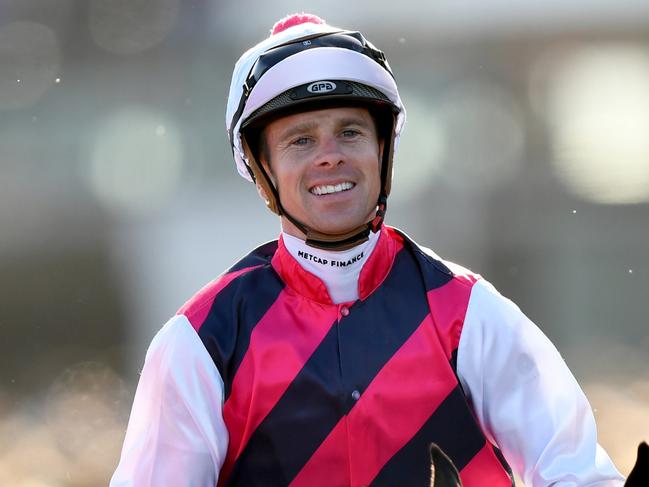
[1,0,648,485]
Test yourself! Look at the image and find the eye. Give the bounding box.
[291,136,311,146]
[342,129,360,138]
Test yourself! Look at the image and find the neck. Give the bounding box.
[281,229,381,303]
[279,210,379,251]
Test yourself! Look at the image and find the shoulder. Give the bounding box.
[176,240,279,330]
[466,278,523,320]
[388,226,522,322]
[143,314,215,375]
[458,275,542,362]
[387,226,481,292]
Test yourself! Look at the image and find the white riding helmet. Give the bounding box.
[225,14,406,249]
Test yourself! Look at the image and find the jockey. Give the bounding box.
[110,13,625,487]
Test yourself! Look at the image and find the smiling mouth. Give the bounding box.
[309,182,355,196]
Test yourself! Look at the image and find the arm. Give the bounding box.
[110,315,228,487]
[457,279,624,487]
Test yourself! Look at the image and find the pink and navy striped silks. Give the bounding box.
[177,226,514,487]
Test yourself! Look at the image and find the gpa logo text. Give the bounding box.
[307,81,337,94]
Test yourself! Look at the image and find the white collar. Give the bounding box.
[281,230,381,304]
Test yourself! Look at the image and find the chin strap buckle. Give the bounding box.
[370,194,388,233]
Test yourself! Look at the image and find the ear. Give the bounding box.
[258,149,276,185]
[256,182,270,205]
[429,443,462,487]
[255,153,276,209]
[625,441,649,487]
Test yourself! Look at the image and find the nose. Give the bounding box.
[313,135,344,168]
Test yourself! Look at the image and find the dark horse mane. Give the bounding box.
[429,442,648,487]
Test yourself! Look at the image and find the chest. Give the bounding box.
[221,258,471,486]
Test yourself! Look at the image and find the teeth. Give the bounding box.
[311,182,354,195]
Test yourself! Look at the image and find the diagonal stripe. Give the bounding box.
[426,273,478,361]
[198,265,285,400]
[370,386,486,486]
[291,313,459,487]
[459,443,514,487]
[224,322,347,486]
[177,265,263,332]
[218,291,339,485]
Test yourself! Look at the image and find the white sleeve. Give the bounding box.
[456,279,625,487]
[110,315,229,487]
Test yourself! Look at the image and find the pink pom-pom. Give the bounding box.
[270,13,326,35]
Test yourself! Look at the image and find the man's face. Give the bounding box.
[260,106,383,238]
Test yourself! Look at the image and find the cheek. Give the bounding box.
[274,164,302,197]
[360,148,382,180]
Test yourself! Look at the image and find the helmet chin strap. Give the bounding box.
[241,112,394,251]
[287,194,387,251]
